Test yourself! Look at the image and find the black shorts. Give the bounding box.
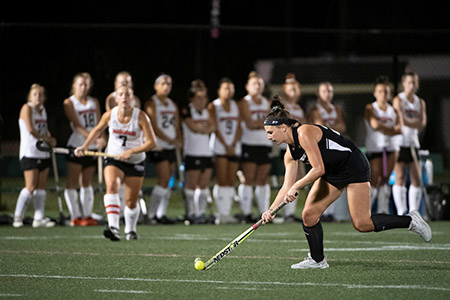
[104,158,145,177]
[397,147,419,164]
[147,149,176,163]
[241,144,273,165]
[322,147,371,190]
[366,151,394,161]
[65,147,97,168]
[184,155,214,171]
[215,155,240,163]
[20,157,51,171]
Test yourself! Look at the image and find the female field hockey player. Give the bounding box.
[261,96,431,269]
[75,85,157,241]
[63,72,106,226]
[364,76,402,213]
[14,84,56,228]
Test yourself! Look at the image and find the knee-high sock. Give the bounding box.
[148,185,166,219]
[118,182,125,217]
[284,196,298,217]
[156,187,171,219]
[303,221,324,263]
[124,203,140,234]
[33,189,46,221]
[64,188,81,220]
[14,188,32,218]
[392,185,407,215]
[238,184,253,216]
[408,185,423,212]
[215,186,233,217]
[255,184,270,214]
[184,188,195,218]
[377,184,391,214]
[371,214,411,232]
[104,193,120,229]
[195,188,209,216]
[80,186,94,218]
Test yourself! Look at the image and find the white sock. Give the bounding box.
[64,188,81,220]
[124,203,140,234]
[284,196,298,217]
[196,188,209,216]
[212,184,219,202]
[255,184,270,214]
[392,185,408,215]
[156,187,171,219]
[215,186,232,217]
[118,182,125,217]
[148,185,166,219]
[223,187,235,217]
[184,188,195,218]
[408,185,423,212]
[80,186,94,218]
[370,187,378,208]
[238,184,253,216]
[377,184,390,214]
[33,189,46,221]
[104,193,120,229]
[14,188,32,218]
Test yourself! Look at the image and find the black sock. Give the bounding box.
[302,221,324,263]
[371,214,412,232]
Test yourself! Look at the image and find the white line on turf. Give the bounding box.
[0,294,22,297]
[94,289,152,294]
[0,274,449,292]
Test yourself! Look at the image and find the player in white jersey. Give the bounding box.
[180,79,215,223]
[208,78,242,224]
[392,71,427,215]
[307,81,346,222]
[237,72,273,223]
[14,84,56,228]
[276,73,307,223]
[75,85,157,241]
[364,76,402,214]
[105,71,141,111]
[144,74,182,224]
[63,73,106,227]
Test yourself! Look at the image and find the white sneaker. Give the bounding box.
[291,253,329,269]
[408,210,432,242]
[13,216,23,228]
[32,218,56,228]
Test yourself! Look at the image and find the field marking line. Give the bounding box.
[0,273,449,292]
[94,289,152,294]
[0,294,22,297]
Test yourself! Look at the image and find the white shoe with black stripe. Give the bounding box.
[291,253,329,269]
[408,210,432,242]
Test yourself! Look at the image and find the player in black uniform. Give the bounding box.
[261,96,431,269]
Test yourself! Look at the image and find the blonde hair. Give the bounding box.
[115,71,133,88]
[70,72,93,95]
[27,83,46,102]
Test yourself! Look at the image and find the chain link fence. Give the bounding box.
[1,23,450,210]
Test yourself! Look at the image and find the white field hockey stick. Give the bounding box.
[199,197,293,271]
[51,152,66,226]
[410,145,432,217]
[36,140,119,158]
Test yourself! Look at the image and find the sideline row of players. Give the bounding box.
[13,70,426,241]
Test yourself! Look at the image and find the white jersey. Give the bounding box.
[397,92,421,148]
[19,103,50,159]
[182,103,213,157]
[106,107,145,164]
[210,98,241,156]
[365,102,398,153]
[66,95,98,149]
[241,95,271,146]
[316,102,337,126]
[152,95,177,150]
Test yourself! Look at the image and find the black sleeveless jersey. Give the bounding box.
[288,124,357,176]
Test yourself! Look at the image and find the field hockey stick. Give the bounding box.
[200,198,292,271]
[51,152,66,226]
[410,145,431,217]
[175,147,184,184]
[37,140,120,158]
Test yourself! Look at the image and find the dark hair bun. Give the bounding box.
[270,95,285,111]
[285,73,297,84]
[375,75,390,85]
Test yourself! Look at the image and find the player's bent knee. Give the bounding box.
[352,219,375,232]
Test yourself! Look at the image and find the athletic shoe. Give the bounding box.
[13,216,24,228]
[156,216,176,225]
[291,253,329,269]
[32,218,56,228]
[70,217,84,227]
[80,217,98,226]
[104,226,121,241]
[125,231,138,241]
[408,210,432,242]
